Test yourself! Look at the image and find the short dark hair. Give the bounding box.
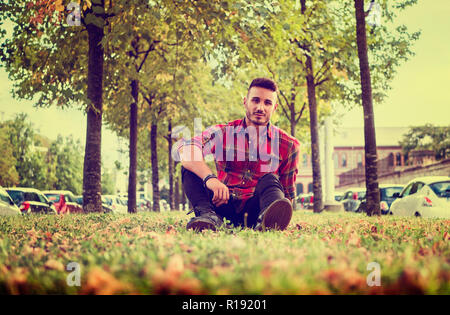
[248,77,278,93]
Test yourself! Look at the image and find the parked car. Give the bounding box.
[0,186,21,216]
[390,176,450,218]
[43,190,83,214]
[299,193,314,209]
[137,198,151,211]
[74,195,83,206]
[296,194,310,209]
[341,188,366,212]
[357,184,404,214]
[6,187,56,214]
[334,193,344,202]
[102,195,128,214]
[160,199,169,212]
[73,195,113,213]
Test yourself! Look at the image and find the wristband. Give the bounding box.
[203,174,218,189]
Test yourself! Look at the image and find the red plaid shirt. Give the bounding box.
[178,118,300,209]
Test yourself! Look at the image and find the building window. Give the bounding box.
[308,183,313,193]
[342,153,347,168]
[357,153,363,167]
[388,153,394,167]
[396,153,402,166]
[296,183,304,194]
[333,153,338,169]
[302,154,308,168]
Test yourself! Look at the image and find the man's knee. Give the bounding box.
[255,173,282,192]
[181,166,197,181]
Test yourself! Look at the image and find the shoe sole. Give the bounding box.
[261,198,293,231]
[186,219,217,232]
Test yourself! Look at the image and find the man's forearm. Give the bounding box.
[179,145,214,180]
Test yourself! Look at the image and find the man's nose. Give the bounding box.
[255,101,264,112]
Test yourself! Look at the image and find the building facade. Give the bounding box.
[296,127,410,194]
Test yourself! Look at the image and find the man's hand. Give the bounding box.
[206,178,230,207]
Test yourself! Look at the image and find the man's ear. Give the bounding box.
[274,103,278,111]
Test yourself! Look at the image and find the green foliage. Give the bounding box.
[0,113,46,188]
[0,1,90,109]
[0,211,448,294]
[46,135,84,195]
[0,130,19,187]
[0,113,84,193]
[101,167,116,195]
[400,124,450,160]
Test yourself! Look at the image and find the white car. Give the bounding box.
[102,195,128,214]
[390,176,450,218]
[0,186,21,216]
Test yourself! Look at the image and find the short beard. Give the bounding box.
[246,110,269,126]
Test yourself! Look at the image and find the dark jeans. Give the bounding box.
[181,167,286,228]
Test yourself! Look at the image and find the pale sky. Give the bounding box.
[0,0,449,170]
[338,0,450,127]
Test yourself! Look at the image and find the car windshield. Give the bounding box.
[75,196,82,203]
[45,194,60,202]
[102,196,112,205]
[0,190,14,205]
[23,192,47,203]
[429,181,450,198]
[65,194,76,203]
[7,190,23,204]
[381,187,403,199]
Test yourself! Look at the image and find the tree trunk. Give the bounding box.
[289,90,297,210]
[290,90,296,138]
[300,0,322,213]
[128,80,138,213]
[306,55,323,213]
[181,171,186,210]
[83,4,104,213]
[151,122,160,212]
[174,161,180,211]
[168,119,174,211]
[354,0,380,216]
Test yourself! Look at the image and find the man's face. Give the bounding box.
[243,86,278,127]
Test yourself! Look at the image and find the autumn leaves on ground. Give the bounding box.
[0,211,448,295]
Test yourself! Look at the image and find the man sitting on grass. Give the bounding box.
[178,78,300,232]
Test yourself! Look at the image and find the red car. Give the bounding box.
[43,190,83,214]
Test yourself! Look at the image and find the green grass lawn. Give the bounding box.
[0,210,448,294]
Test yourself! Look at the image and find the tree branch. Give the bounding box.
[295,102,307,123]
[136,41,156,73]
[278,90,291,119]
[315,77,329,86]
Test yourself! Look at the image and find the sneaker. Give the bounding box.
[186,211,223,232]
[255,198,293,231]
